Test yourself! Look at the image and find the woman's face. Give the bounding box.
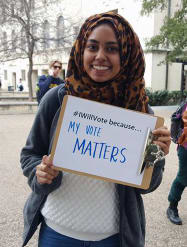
[83,24,120,83]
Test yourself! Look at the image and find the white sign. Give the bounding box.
[51,95,164,189]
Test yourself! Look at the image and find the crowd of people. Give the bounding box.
[19,11,186,247]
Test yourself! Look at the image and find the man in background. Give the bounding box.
[36,60,64,104]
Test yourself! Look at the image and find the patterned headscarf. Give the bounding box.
[64,12,149,112]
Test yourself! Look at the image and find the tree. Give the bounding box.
[141,0,187,63]
[0,0,79,100]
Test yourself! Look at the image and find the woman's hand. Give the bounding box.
[36,155,59,184]
[152,126,171,156]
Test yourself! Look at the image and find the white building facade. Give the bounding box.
[151,0,187,91]
[0,0,185,93]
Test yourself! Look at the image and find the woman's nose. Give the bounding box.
[95,48,106,61]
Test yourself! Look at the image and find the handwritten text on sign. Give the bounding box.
[52,96,157,186]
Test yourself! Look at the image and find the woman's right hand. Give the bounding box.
[36,155,59,184]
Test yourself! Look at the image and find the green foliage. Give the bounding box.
[141,0,167,15]
[145,89,187,106]
[141,0,187,63]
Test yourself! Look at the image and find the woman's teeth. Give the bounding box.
[93,65,109,70]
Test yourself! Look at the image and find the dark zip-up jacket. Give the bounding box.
[20,84,165,247]
[36,75,64,104]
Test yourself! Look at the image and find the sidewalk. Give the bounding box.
[0,110,186,247]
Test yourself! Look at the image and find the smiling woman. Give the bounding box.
[83,24,120,83]
[20,11,171,247]
[65,13,150,111]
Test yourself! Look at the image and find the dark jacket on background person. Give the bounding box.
[36,75,64,104]
[20,84,165,247]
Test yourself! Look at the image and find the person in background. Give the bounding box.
[167,103,187,225]
[21,12,171,247]
[36,60,64,104]
[17,78,24,91]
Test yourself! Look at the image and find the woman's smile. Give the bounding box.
[92,65,110,71]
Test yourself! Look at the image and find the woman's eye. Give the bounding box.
[87,45,97,51]
[107,46,119,52]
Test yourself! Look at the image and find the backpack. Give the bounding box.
[170,101,187,144]
[19,84,24,91]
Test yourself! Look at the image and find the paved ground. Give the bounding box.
[0,108,186,247]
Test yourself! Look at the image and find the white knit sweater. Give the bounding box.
[41,172,119,241]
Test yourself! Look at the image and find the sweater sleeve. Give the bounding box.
[20,86,63,195]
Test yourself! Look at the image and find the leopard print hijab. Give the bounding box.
[64,12,148,112]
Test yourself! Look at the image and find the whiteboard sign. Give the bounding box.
[51,95,164,189]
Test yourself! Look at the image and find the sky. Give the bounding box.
[81,0,154,46]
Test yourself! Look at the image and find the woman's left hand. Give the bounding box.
[152,126,171,155]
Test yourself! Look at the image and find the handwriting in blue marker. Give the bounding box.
[86,125,102,137]
[68,121,80,135]
[72,137,127,164]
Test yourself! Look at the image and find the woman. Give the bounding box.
[167,103,187,225]
[21,12,171,247]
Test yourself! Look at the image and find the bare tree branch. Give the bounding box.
[0,0,81,100]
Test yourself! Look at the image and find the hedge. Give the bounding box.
[145,89,187,106]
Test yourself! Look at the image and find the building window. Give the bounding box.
[43,20,50,50]
[21,70,26,80]
[1,6,6,23]
[4,70,8,80]
[3,32,7,50]
[11,4,14,15]
[12,30,17,51]
[32,24,38,51]
[62,69,65,79]
[21,27,26,52]
[31,0,35,10]
[73,26,79,39]
[56,16,64,47]
[20,0,24,12]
